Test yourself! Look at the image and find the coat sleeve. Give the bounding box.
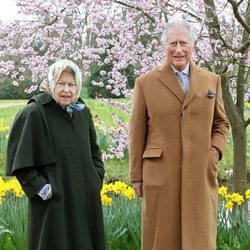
[89,112,105,182]
[15,168,48,199]
[129,78,148,182]
[211,76,230,159]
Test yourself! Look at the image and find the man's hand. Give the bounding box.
[133,181,143,198]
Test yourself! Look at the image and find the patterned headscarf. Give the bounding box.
[45,59,82,100]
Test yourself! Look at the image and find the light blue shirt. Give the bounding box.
[171,64,190,95]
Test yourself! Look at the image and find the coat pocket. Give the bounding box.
[142,148,163,159]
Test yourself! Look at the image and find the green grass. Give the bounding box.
[0,100,27,105]
[0,99,249,185]
[0,106,24,126]
[84,99,130,126]
[105,152,129,183]
[0,98,130,180]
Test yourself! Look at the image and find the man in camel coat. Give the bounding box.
[129,17,230,250]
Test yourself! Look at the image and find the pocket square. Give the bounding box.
[207,90,216,98]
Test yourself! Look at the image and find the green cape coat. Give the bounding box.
[6,92,106,250]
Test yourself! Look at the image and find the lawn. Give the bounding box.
[0,98,130,181]
[0,99,249,184]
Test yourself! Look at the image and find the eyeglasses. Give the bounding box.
[55,82,77,90]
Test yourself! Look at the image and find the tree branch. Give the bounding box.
[112,0,156,23]
[167,2,203,21]
[227,0,250,33]
[203,0,232,50]
[236,39,250,53]
[44,7,66,26]
[211,23,233,50]
[237,0,244,5]
[113,1,203,26]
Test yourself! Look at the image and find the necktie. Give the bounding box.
[176,72,189,95]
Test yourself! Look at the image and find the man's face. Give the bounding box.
[165,27,194,71]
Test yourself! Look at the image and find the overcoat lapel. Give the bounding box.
[157,61,202,108]
[158,62,185,103]
[182,61,202,109]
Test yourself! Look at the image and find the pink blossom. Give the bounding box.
[0,0,248,159]
[19,75,25,81]
[12,81,19,86]
[25,84,38,94]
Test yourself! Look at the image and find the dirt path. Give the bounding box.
[0,102,26,108]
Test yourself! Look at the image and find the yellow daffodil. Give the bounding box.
[225,201,234,209]
[225,193,232,201]
[0,176,6,197]
[245,189,250,199]
[219,186,248,208]
[123,187,135,200]
[230,193,244,205]
[218,186,228,197]
[100,181,135,206]
[0,177,25,202]
[101,194,113,206]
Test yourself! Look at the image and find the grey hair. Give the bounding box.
[161,17,196,49]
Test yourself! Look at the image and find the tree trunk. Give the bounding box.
[231,124,247,193]
[221,75,247,193]
[203,0,249,193]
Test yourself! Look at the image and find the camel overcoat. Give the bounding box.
[129,61,230,250]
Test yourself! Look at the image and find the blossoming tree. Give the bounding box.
[0,0,249,192]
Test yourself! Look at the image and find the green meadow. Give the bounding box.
[0,99,131,182]
[1,99,249,185]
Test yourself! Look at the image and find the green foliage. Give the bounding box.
[1,188,249,249]
[217,133,234,187]
[84,98,130,125]
[85,59,136,99]
[0,193,141,250]
[105,152,129,183]
[95,126,112,152]
[0,104,25,176]
[217,203,250,250]
[85,62,114,99]
[103,196,141,250]
[0,194,28,250]
[0,103,27,124]
[0,77,33,99]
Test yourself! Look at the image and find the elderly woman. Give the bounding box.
[6,59,106,250]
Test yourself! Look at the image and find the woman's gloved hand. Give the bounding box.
[37,183,52,200]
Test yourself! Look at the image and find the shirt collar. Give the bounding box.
[171,63,190,76]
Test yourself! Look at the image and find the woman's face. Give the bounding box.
[54,70,77,108]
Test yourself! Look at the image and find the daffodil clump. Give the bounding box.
[1,177,135,207]
[218,186,250,209]
[101,181,135,206]
[0,176,25,204]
